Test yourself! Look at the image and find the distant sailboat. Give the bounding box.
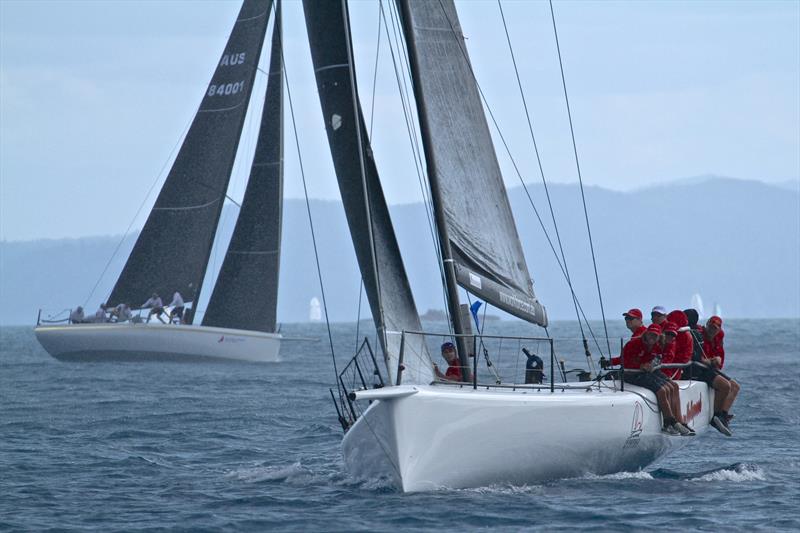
[35,0,284,363]
[691,293,705,319]
[308,297,322,322]
[713,302,723,318]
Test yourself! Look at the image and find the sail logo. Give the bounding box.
[469,272,482,289]
[685,396,702,423]
[623,401,644,449]
[220,52,246,66]
[498,290,535,315]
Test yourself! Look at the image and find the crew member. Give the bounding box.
[141,293,165,324]
[620,324,693,436]
[434,341,466,382]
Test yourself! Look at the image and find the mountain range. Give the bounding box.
[1,176,797,326]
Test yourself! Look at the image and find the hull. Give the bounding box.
[342,381,712,492]
[34,323,281,363]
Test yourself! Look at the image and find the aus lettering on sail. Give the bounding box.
[207,52,247,97]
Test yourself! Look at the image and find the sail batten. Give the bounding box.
[398,0,547,326]
[202,0,283,333]
[107,0,272,320]
[303,0,432,384]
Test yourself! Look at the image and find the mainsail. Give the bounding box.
[398,0,547,326]
[303,0,432,384]
[203,2,283,333]
[107,0,272,323]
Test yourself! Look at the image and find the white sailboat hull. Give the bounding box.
[34,323,281,363]
[342,381,712,492]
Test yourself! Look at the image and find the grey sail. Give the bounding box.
[107,0,272,324]
[398,0,547,326]
[202,2,283,333]
[303,0,432,384]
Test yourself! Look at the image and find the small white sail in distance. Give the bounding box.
[691,293,705,319]
[713,302,722,318]
[309,297,322,322]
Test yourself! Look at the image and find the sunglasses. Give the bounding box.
[624,316,637,321]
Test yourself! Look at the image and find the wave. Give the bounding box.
[651,462,765,482]
[226,462,312,484]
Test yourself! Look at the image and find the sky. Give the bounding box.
[1,0,798,241]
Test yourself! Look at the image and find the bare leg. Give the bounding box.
[669,381,684,423]
[712,375,731,413]
[722,379,740,413]
[656,387,674,423]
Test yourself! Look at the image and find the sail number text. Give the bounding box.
[207,81,245,97]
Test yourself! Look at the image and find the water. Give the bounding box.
[2,319,798,531]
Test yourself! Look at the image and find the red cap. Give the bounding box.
[623,308,643,320]
[645,323,662,336]
[708,316,722,328]
[662,321,678,336]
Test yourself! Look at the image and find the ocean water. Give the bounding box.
[1,319,798,532]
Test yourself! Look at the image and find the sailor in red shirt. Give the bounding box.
[434,342,466,382]
[701,316,740,429]
[667,310,693,379]
[656,321,678,378]
[608,308,645,366]
[620,324,693,435]
[703,316,726,369]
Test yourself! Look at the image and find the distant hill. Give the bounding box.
[1,177,798,326]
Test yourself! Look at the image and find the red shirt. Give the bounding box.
[445,364,463,381]
[671,330,693,379]
[703,329,726,368]
[656,339,678,378]
[621,337,657,369]
[610,325,648,365]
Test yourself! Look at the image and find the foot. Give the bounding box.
[722,413,734,427]
[662,424,680,436]
[710,415,733,437]
[675,422,696,436]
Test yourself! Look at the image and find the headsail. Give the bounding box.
[203,2,283,333]
[107,0,272,322]
[303,0,432,384]
[398,0,547,326]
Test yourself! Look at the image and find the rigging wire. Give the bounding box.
[83,116,193,308]
[548,0,611,355]
[496,0,584,337]
[382,0,452,330]
[280,26,339,379]
[497,0,596,374]
[431,0,606,357]
[340,0,387,361]
[355,1,385,352]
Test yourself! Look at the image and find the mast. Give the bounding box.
[397,0,469,366]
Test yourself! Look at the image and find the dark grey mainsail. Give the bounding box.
[303,0,432,384]
[202,3,283,333]
[398,0,547,326]
[107,0,272,324]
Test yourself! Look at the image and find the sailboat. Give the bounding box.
[35,0,284,363]
[304,0,715,491]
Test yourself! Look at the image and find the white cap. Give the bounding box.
[651,305,667,315]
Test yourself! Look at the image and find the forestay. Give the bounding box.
[303,0,432,384]
[108,0,272,322]
[398,0,547,326]
[203,2,283,333]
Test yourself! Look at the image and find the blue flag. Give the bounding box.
[470,300,483,330]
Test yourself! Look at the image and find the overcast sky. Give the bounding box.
[1,0,798,241]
